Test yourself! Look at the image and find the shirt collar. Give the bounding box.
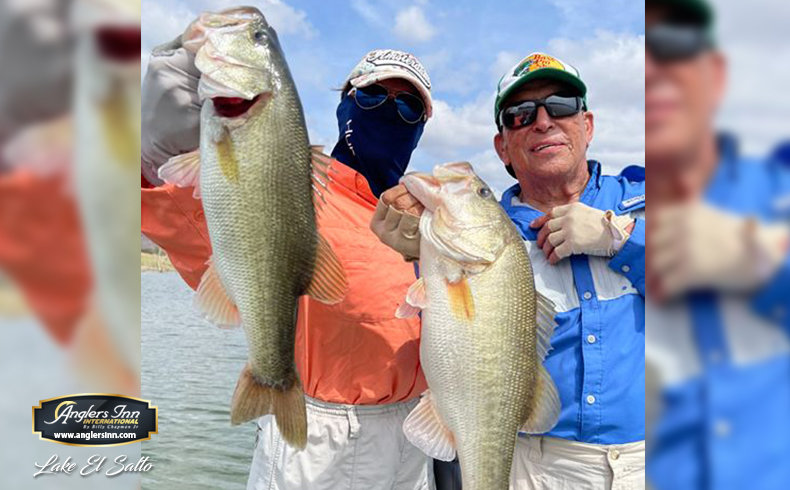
[327,157,378,206]
[500,160,601,214]
[500,160,601,239]
[704,133,741,206]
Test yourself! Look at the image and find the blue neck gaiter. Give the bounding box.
[331,94,425,197]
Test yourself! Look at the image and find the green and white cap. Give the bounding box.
[495,52,587,125]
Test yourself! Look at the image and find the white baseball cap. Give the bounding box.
[343,49,433,119]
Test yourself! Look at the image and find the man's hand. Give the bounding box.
[530,202,634,265]
[141,36,201,186]
[370,184,424,261]
[649,202,789,299]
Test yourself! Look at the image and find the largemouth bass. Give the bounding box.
[398,162,560,489]
[158,7,347,449]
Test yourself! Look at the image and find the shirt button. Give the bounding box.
[714,419,731,438]
[587,334,597,344]
[586,394,596,405]
[583,291,593,300]
[608,448,620,461]
[621,265,631,273]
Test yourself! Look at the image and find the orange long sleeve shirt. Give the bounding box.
[141,157,426,405]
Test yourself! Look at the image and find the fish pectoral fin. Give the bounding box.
[395,277,427,318]
[194,257,241,328]
[536,291,558,361]
[306,234,348,304]
[446,277,475,322]
[520,365,561,434]
[402,390,457,461]
[158,149,201,192]
[230,363,307,450]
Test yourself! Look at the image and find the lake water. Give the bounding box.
[141,271,254,489]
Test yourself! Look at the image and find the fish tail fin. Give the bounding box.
[230,364,307,449]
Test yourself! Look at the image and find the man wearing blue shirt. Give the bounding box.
[373,51,646,489]
[492,52,646,489]
[645,1,790,489]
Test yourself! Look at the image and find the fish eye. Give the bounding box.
[477,186,492,198]
[253,30,267,42]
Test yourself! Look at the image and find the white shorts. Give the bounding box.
[247,396,435,490]
[510,435,645,490]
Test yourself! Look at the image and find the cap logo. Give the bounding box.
[514,53,564,76]
[364,49,431,89]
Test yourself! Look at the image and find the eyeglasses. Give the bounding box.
[646,24,712,62]
[498,94,583,130]
[349,84,426,124]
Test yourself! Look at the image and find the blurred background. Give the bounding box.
[646,1,790,490]
[0,0,141,488]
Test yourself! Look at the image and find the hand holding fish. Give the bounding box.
[531,202,635,264]
[370,184,423,261]
[141,36,201,186]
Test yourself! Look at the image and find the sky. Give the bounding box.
[141,0,646,194]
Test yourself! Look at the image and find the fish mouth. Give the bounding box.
[95,26,142,62]
[212,94,268,118]
[401,172,441,212]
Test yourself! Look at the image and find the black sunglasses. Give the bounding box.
[646,24,712,62]
[350,84,426,124]
[499,94,583,130]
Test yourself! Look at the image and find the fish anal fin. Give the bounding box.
[396,277,427,318]
[230,364,307,450]
[402,390,456,461]
[194,258,241,328]
[446,277,475,322]
[306,234,348,304]
[520,365,561,434]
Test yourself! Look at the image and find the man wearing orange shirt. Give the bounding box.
[141,41,434,489]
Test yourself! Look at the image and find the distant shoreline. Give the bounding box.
[141,252,174,272]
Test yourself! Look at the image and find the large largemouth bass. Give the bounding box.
[158,7,346,449]
[398,162,560,489]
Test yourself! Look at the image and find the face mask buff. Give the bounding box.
[331,94,425,197]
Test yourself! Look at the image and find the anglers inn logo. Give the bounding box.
[364,49,431,89]
[33,394,158,447]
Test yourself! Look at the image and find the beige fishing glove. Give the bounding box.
[370,184,423,262]
[650,202,789,298]
[532,202,634,264]
[141,36,201,186]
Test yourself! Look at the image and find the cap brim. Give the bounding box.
[648,0,713,27]
[496,69,587,116]
[349,70,433,119]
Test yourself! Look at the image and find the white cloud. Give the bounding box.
[393,6,436,43]
[256,0,316,39]
[350,0,384,26]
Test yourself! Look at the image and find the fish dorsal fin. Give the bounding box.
[520,365,561,434]
[310,147,335,213]
[158,149,202,198]
[446,276,475,322]
[395,277,427,318]
[194,257,241,328]
[402,390,457,461]
[536,291,557,361]
[306,234,348,304]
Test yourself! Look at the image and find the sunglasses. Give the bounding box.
[646,24,712,62]
[499,94,583,130]
[350,84,426,124]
